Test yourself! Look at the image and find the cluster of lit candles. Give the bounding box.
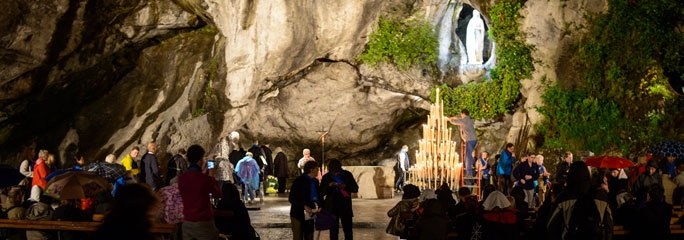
[407,88,461,190]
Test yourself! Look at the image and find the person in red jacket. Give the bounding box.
[31,149,51,190]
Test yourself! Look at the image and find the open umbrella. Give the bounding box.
[650,141,684,159]
[84,162,126,181]
[44,171,109,199]
[0,164,25,188]
[45,168,81,182]
[585,156,635,169]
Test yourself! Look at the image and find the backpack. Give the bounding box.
[565,196,607,240]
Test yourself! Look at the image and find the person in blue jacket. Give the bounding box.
[497,143,515,195]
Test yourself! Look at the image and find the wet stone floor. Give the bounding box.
[248,193,399,240]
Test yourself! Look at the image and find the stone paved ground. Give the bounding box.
[248,193,400,240]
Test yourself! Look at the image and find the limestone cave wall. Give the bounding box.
[0,0,605,171]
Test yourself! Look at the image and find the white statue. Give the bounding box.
[466,10,485,64]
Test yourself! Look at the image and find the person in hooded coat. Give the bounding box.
[273,147,289,194]
[235,152,260,204]
[547,161,613,240]
[633,159,663,206]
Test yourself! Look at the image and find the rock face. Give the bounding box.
[0,0,606,171]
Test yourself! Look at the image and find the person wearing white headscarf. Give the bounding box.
[482,191,511,211]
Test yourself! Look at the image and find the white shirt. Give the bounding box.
[297,156,315,172]
[399,151,408,171]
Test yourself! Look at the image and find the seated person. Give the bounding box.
[214,183,257,239]
[635,185,672,239]
[413,199,448,240]
[481,191,518,240]
[26,195,55,240]
[53,199,88,240]
[1,187,27,240]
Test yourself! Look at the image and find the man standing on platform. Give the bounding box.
[497,143,515,195]
[449,109,478,178]
[395,145,410,192]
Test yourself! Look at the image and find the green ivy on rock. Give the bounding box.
[357,18,439,71]
[537,0,684,155]
[434,0,535,120]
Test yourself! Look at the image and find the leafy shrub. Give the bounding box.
[358,18,439,71]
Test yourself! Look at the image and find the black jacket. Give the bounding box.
[273,152,289,178]
[513,161,539,190]
[261,146,274,175]
[555,162,570,184]
[320,170,359,218]
[289,174,320,221]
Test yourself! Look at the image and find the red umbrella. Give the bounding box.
[584,156,635,169]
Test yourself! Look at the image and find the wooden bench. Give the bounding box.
[0,219,176,235]
[613,224,684,235]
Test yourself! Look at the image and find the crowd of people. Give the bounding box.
[2,127,681,240]
[387,145,681,240]
[0,130,303,240]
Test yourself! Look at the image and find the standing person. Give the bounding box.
[555,152,573,186]
[236,152,261,204]
[547,161,613,240]
[289,161,320,240]
[31,150,51,192]
[140,142,162,191]
[496,143,515,195]
[633,160,663,206]
[178,145,221,240]
[261,143,274,176]
[394,145,410,192]
[166,148,188,185]
[19,146,36,180]
[513,154,540,208]
[449,109,478,178]
[248,140,267,201]
[273,147,290,194]
[248,140,264,170]
[91,184,158,240]
[297,149,315,173]
[477,151,491,196]
[320,159,359,240]
[535,155,550,204]
[120,146,140,178]
[215,156,235,190]
[228,132,246,166]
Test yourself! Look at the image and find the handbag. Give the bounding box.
[386,215,405,236]
[314,209,337,231]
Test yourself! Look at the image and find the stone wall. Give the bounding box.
[0,0,609,169]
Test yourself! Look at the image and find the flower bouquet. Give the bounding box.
[266,175,278,193]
